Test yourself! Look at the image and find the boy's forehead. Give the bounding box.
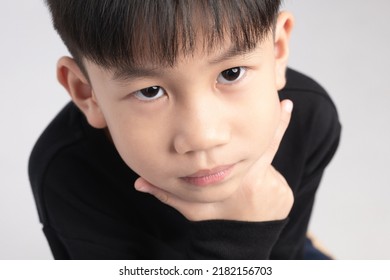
[108,39,264,81]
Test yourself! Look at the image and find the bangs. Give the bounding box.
[51,0,280,71]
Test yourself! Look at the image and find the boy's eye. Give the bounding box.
[217,67,246,84]
[133,86,165,101]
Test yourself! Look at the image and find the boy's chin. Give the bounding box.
[175,181,241,204]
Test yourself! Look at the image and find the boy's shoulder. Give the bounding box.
[28,101,123,222]
[276,68,341,183]
[280,68,340,141]
[282,68,336,107]
[29,103,85,181]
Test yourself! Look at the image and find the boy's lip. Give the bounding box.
[180,164,235,186]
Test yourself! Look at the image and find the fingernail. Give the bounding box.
[134,182,146,192]
[284,100,293,113]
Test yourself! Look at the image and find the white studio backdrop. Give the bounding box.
[0,0,389,259]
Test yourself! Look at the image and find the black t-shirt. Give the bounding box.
[29,68,341,259]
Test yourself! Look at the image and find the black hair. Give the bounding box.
[45,0,281,74]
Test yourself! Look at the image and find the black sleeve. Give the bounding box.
[186,219,288,259]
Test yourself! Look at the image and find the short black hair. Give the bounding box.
[46,0,281,74]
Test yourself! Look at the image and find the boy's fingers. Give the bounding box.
[134,177,183,210]
[134,177,170,205]
[262,99,293,165]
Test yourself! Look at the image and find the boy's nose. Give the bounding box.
[173,97,231,155]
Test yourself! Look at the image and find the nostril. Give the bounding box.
[173,128,231,155]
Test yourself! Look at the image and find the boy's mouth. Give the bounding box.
[180,164,235,187]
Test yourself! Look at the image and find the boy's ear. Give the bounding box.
[274,11,294,90]
[57,57,107,129]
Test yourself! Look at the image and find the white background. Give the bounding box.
[0,0,389,259]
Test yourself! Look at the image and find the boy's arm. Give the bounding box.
[185,218,288,259]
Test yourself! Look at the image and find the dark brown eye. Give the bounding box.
[217,67,246,84]
[140,86,160,97]
[134,86,165,101]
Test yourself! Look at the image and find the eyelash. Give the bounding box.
[132,66,247,102]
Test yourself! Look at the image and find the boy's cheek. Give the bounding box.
[240,93,280,152]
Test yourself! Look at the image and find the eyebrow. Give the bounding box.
[112,45,253,81]
[207,45,253,65]
[112,67,163,82]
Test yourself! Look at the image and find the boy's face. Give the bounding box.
[86,34,285,203]
[60,13,293,204]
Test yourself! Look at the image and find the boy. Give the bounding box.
[29,0,341,259]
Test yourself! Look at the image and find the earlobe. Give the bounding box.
[274,12,294,90]
[57,57,107,129]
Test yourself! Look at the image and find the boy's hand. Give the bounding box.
[134,100,294,222]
